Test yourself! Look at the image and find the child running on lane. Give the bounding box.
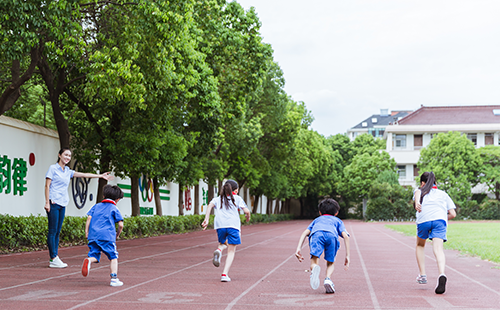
[413,172,456,294]
[295,198,350,294]
[81,184,124,287]
[202,180,251,282]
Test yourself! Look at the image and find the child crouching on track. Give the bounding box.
[81,184,124,287]
[202,180,251,282]
[295,198,350,293]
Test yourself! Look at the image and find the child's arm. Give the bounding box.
[448,208,456,220]
[201,202,215,230]
[341,231,350,270]
[116,221,124,239]
[85,216,92,239]
[414,189,422,212]
[242,207,251,222]
[295,229,311,262]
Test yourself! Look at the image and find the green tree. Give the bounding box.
[418,132,481,205]
[478,145,500,201]
[340,151,397,202]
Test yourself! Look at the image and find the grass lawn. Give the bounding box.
[385,221,500,264]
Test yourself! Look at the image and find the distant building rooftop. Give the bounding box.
[397,105,500,125]
[351,110,412,129]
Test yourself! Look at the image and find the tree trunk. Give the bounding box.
[38,56,71,149]
[153,177,162,216]
[208,184,215,203]
[285,198,291,214]
[218,179,223,195]
[252,195,260,214]
[266,199,272,215]
[131,176,140,216]
[0,47,41,115]
[178,184,184,216]
[243,186,248,202]
[96,154,111,202]
[194,184,200,215]
[300,198,304,218]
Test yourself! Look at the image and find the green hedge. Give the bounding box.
[0,213,293,253]
[457,199,500,220]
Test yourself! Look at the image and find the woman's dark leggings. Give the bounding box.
[47,202,66,259]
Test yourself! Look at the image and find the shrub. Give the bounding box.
[365,182,415,221]
[0,213,293,253]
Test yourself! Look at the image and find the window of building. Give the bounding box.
[467,133,477,146]
[413,165,419,179]
[485,133,494,145]
[394,134,406,149]
[414,134,423,149]
[397,165,406,179]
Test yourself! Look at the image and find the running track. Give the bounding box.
[0,220,499,309]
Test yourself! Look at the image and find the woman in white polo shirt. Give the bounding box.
[44,148,113,268]
[413,171,456,294]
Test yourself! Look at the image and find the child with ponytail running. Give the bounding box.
[202,180,251,282]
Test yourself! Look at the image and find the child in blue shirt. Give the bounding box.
[81,185,124,287]
[295,198,350,294]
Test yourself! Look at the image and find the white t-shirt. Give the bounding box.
[210,195,248,230]
[415,188,456,224]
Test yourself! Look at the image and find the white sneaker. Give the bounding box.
[82,258,91,277]
[110,278,124,287]
[310,265,320,290]
[324,278,335,294]
[221,274,231,282]
[49,256,68,268]
[213,249,221,267]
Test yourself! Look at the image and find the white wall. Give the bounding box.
[0,116,261,217]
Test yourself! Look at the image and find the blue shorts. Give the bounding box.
[309,231,339,263]
[87,240,119,262]
[217,228,241,245]
[417,220,447,241]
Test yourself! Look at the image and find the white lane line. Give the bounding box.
[349,224,381,310]
[377,226,500,297]
[66,229,299,310]
[224,228,306,310]
[224,254,296,310]
[0,225,284,270]
[0,225,289,292]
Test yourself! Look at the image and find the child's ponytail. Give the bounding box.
[419,171,436,204]
[220,179,238,209]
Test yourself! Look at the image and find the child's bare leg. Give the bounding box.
[416,237,426,275]
[310,256,320,270]
[325,261,335,279]
[218,241,228,253]
[110,258,118,275]
[432,238,446,275]
[88,257,98,263]
[222,244,237,275]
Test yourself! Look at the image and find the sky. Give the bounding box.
[236,0,500,136]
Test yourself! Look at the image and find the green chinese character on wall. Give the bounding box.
[202,188,208,205]
[12,158,27,196]
[0,155,12,194]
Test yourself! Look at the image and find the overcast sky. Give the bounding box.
[236,0,500,136]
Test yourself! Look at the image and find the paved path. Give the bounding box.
[0,220,499,309]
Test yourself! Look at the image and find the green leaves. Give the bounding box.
[418,132,481,205]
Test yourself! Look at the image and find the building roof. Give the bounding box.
[351,111,411,129]
[397,105,500,125]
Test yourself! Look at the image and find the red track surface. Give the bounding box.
[1,220,499,309]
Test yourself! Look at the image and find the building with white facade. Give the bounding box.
[347,109,412,141]
[384,105,500,187]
